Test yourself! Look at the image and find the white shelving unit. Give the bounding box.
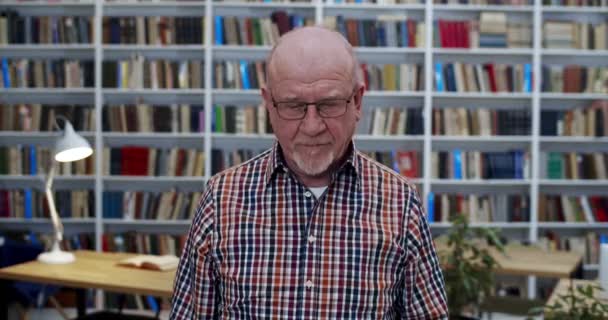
[1,0,607,301]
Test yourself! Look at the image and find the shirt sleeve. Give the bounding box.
[170,186,219,320]
[401,188,448,319]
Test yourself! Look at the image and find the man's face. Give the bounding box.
[262,49,362,181]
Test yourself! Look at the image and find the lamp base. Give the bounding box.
[37,242,75,264]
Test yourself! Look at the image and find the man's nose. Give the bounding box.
[299,104,326,135]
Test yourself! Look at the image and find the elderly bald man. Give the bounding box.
[170,26,448,319]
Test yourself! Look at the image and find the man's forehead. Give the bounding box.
[272,79,350,98]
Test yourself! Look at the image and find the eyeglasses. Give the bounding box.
[270,89,357,120]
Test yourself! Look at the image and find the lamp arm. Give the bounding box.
[45,163,63,242]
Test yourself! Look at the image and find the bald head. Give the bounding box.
[265,26,362,89]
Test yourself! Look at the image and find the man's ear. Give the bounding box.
[353,85,365,122]
[261,87,272,113]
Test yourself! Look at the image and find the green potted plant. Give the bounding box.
[527,281,608,319]
[438,214,504,320]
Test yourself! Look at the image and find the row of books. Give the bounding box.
[103,190,201,221]
[104,147,205,177]
[215,13,313,46]
[103,16,204,45]
[434,0,531,5]
[432,108,530,136]
[368,108,424,135]
[0,58,95,89]
[544,21,607,50]
[0,12,93,44]
[104,104,205,133]
[435,16,531,48]
[428,193,530,223]
[103,58,204,89]
[3,102,605,138]
[538,195,608,223]
[212,105,271,134]
[541,101,608,137]
[103,232,185,259]
[431,150,530,179]
[0,189,94,219]
[538,231,603,266]
[545,152,607,180]
[434,62,532,93]
[362,63,423,91]
[0,146,95,176]
[541,65,608,94]
[361,150,421,178]
[0,104,95,132]
[214,60,266,90]
[323,16,424,48]
[542,0,608,5]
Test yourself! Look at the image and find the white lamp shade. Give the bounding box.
[54,121,93,162]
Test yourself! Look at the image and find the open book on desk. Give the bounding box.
[117,254,179,271]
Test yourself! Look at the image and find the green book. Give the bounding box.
[547,152,564,179]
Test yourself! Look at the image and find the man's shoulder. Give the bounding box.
[356,150,416,192]
[207,148,272,188]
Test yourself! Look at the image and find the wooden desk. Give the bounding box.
[0,250,175,319]
[435,242,583,278]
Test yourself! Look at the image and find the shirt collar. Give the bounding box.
[264,141,361,187]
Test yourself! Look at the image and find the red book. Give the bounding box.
[590,197,608,222]
[407,20,416,47]
[245,18,254,45]
[396,151,418,178]
[270,11,291,36]
[448,21,457,48]
[120,146,149,176]
[485,64,498,93]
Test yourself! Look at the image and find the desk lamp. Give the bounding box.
[37,116,93,264]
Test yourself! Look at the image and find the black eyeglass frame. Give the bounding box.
[269,88,358,120]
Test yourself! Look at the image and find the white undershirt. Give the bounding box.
[309,186,328,199]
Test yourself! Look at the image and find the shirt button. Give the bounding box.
[305,280,313,289]
[308,235,316,243]
[304,191,312,198]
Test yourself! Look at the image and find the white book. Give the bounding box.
[579,196,595,223]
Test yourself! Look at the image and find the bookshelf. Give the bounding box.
[1,0,607,304]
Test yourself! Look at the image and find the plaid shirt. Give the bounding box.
[171,143,448,319]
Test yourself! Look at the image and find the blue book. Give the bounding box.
[445,64,456,92]
[427,192,435,223]
[214,16,224,45]
[29,146,37,175]
[240,60,251,90]
[452,150,462,180]
[399,21,408,48]
[357,21,366,46]
[390,150,399,173]
[24,191,33,219]
[523,63,532,93]
[24,146,37,219]
[336,16,347,38]
[376,25,386,47]
[2,58,10,88]
[434,62,444,92]
[514,151,523,179]
[147,296,159,313]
